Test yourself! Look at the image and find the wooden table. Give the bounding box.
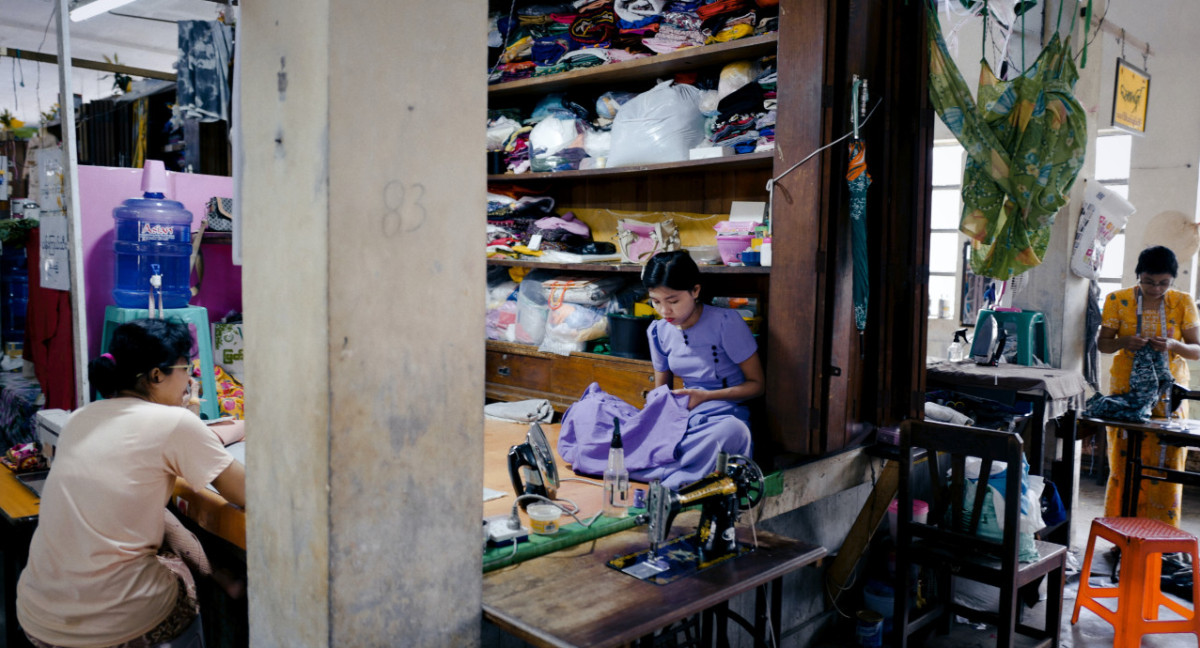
[483,513,826,648]
[1075,414,1200,518]
[926,362,1088,477]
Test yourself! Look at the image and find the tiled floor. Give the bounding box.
[1056,477,1200,648]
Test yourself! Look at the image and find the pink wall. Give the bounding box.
[79,165,242,361]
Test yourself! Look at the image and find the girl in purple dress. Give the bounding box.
[558,250,764,488]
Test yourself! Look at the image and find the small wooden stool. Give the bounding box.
[1072,517,1200,647]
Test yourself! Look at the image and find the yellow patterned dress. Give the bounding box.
[1101,287,1199,525]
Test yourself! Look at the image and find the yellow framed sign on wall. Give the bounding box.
[1112,58,1150,134]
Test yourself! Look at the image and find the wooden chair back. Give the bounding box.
[897,418,1026,565]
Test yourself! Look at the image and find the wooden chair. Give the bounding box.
[894,419,1068,648]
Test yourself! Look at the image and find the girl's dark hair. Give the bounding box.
[89,318,194,399]
[1135,245,1178,277]
[642,250,702,292]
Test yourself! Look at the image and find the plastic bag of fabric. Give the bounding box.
[486,280,519,342]
[539,302,609,355]
[529,117,580,159]
[607,81,705,167]
[513,271,555,345]
[596,91,638,120]
[543,276,627,308]
[961,456,1041,563]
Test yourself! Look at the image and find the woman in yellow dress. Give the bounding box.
[1098,246,1200,525]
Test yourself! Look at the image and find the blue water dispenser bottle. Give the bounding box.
[111,160,194,309]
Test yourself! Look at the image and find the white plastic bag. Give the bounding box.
[962,456,1041,562]
[529,116,579,159]
[1070,182,1135,279]
[607,81,705,168]
[539,303,609,356]
[513,272,553,345]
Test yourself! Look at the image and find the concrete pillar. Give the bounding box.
[241,1,486,645]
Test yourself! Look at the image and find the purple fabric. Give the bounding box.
[558,383,751,489]
[648,305,757,390]
[558,307,758,488]
[558,383,691,475]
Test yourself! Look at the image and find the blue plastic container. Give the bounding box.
[112,160,194,309]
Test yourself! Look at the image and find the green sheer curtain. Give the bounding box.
[927,6,1087,280]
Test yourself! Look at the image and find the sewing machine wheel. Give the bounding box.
[723,454,765,510]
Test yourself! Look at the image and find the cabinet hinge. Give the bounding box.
[828,365,842,377]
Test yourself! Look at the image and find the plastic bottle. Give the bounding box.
[602,418,631,518]
[947,328,968,362]
[760,237,772,267]
[112,160,194,309]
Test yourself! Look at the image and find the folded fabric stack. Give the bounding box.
[755,63,777,151]
[487,189,606,259]
[488,0,778,83]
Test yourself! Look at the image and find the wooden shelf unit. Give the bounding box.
[485,1,847,456]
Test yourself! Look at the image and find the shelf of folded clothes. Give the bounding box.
[489,33,779,99]
[486,256,770,274]
[487,150,773,182]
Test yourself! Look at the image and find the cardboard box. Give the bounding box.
[212,322,245,383]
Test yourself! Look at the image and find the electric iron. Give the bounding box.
[508,422,559,509]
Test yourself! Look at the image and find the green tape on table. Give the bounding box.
[483,508,646,573]
[483,471,785,572]
[763,470,783,498]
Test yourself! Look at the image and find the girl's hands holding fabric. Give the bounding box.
[672,388,708,410]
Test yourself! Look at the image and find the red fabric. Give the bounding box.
[24,228,76,409]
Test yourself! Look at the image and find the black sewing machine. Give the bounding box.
[608,453,765,585]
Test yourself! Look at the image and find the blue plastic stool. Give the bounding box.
[100,305,219,421]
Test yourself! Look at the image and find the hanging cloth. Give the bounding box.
[926,6,1087,280]
[847,140,871,331]
[176,20,234,123]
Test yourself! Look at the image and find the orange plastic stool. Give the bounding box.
[1072,517,1200,647]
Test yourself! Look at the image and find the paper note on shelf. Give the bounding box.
[729,201,766,224]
